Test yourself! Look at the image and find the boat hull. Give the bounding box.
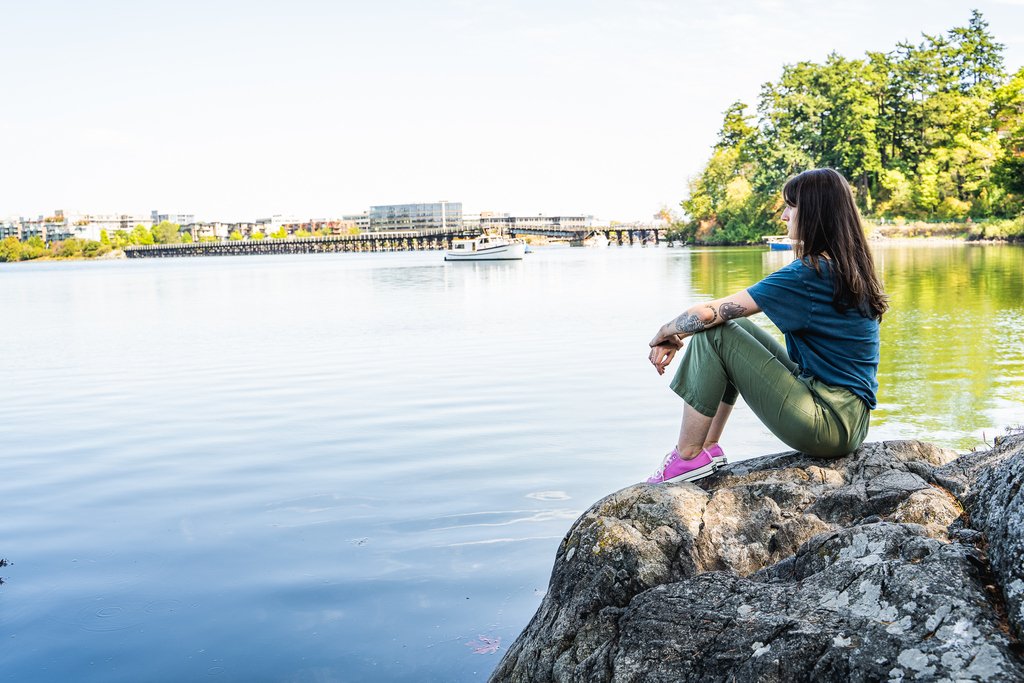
[444,243,526,261]
[764,236,795,251]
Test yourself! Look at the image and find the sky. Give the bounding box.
[2,0,1022,222]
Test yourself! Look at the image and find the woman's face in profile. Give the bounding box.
[781,203,798,239]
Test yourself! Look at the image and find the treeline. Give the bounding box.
[0,220,354,262]
[675,10,1024,244]
[0,235,110,261]
[0,221,183,262]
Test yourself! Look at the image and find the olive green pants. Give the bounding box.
[669,318,870,457]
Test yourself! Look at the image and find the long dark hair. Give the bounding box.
[783,168,888,320]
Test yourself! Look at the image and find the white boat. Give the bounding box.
[445,235,525,261]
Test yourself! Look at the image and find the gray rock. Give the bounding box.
[490,439,1024,682]
[947,430,1024,641]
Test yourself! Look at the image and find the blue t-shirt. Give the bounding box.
[746,258,880,408]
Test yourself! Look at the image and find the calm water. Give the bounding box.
[2,244,1022,682]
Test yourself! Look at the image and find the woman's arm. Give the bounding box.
[651,289,761,346]
[648,289,761,374]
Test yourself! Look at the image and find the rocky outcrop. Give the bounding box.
[490,435,1024,682]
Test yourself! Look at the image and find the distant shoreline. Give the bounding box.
[2,232,1021,264]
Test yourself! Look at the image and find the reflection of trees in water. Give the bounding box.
[688,247,768,299]
[686,244,1024,449]
[873,245,1024,447]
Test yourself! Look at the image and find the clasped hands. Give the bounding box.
[648,323,686,376]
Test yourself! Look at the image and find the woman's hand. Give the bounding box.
[648,332,684,375]
[648,342,679,375]
[649,324,686,349]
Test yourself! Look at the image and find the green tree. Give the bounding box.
[57,238,84,258]
[0,236,22,262]
[716,101,756,151]
[681,10,1018,240]
[99,229,110,245]
[130,224,154,245]
[82,240,107,257]
[229,230,243,240]
[949,9,1006,93]
[19,235,47,260]
[181,232,193,243]
[294,229,312,238]
[152,220,181,244]
[270,227,288,240]
[251,231,266,240]
[993,66,1024,209]
[755,54,882,208]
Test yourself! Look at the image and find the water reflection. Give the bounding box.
[876,244,1024,447]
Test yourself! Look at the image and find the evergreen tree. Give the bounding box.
[680,11,1018,243]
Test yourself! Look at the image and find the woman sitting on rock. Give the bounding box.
[646,167,888,484]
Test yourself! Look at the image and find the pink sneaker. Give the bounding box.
[704,443,728,468]
[646,447,717,484]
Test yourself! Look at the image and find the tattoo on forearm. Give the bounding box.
[673,304,720,334]
[673,312,706,334]
[719,302,747,320]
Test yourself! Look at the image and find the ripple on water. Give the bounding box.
[389,508,580,533]
[70,599,147,632]
[525,491,571,501]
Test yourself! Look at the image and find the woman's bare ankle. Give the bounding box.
[676,444,703,460]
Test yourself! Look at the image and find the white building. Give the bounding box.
[486,214,594,231]
[65,213,153,241]
[151,210,195,226]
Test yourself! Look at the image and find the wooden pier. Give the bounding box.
[124,228,479,258]
[508,227,662,245]
[124,226,667,258]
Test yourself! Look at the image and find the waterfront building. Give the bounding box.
[484,214,594,232]
[17,217,43,242]
[8,212,76,242]
[184,222,232,240]
[463,211,507,231]
[152,210,195,226]
[63,213,153,241]
[232,222,260,237]
[259,215,301,234]
[368,202,461,231]
[0,219,21,240]
[342,213,370,231]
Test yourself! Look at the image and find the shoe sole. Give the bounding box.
[663,460,718,483]
[712,456,727,468]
